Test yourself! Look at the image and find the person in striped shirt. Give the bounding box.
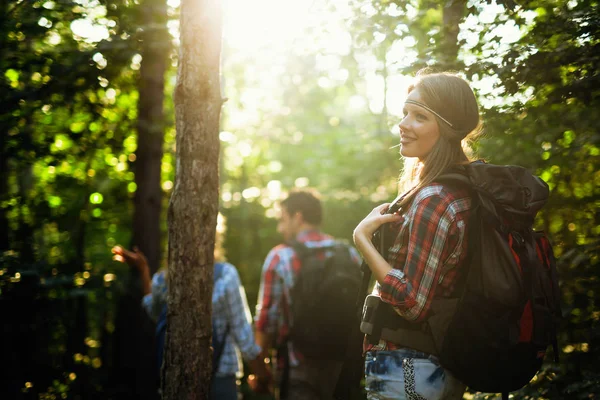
[353,71,481,400]
[112,214,271,399]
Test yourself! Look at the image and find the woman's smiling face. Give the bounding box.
[398,88,441,160]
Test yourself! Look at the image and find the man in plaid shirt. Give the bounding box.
[254,188,360,400]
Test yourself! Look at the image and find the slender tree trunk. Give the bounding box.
[132,0,170,274]
[163,0,222,398]
[440,0,467,70]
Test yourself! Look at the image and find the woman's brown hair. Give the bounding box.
[397,70,482,209]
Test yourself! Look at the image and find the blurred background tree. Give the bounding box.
[0,0,598,398]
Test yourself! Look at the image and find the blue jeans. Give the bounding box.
[365,349,465,400]
[210,374,238,400]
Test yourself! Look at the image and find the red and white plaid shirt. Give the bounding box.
[366,183,472,352]
[255,229,361,366]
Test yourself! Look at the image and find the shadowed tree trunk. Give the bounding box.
[0,133,10,252]
[440,0,467,70]
[162,0,222,397]
[132,0,170,274]
[109,1,169,398]
[17,158,34,263]
[0,0,12,253]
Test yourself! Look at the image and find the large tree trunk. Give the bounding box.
[162,0,222,398]
[132,0,170,274]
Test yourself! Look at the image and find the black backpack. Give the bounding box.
[288,240,362,361]
[362,162,562,399]
[426,163,561,398]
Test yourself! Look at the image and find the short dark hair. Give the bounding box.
[281,188,322,225]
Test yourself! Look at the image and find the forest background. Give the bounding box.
[1,0,599,398]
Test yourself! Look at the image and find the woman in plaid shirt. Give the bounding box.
[353,71,481,400]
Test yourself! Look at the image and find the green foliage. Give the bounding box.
[0,0,142,270]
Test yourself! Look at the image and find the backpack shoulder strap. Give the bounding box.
[287,239,337,260]
[287,239,308,258]
[156,303,168,334]
[435,167,472,189]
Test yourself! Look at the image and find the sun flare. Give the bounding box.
[223,0,316,52]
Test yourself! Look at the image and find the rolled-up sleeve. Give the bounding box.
[141,270,167,323]
[379,193,458,321]
[254,249,283,334]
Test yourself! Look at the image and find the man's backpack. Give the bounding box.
[155,262,229,378]
[362,162,561,399]
[288,240,362,361]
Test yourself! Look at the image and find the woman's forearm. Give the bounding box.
[354,232,392,284]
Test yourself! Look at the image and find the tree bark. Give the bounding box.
[162,0,222,398]
[132,0,170,274]
[440,0,467,70]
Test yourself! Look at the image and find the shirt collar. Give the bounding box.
[295,228,321,241]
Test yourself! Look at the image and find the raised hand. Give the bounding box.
[353,203,401,244]
[111,245,149,272]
